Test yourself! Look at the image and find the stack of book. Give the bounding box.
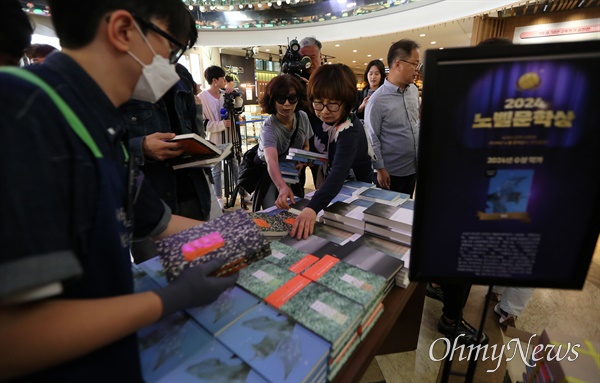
[168,133,232,170]
[354,234,412,289]
[286,148,328,166]
[322,198,374,235]
[352,186,410,206]
[362,200,415,246]
[155,209,271,281]
[133,267,270,383]
[216,303,330,383]
[279,161,300,184]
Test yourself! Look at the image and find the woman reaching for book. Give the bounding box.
[254,74,313,211]
[289,64,375,239]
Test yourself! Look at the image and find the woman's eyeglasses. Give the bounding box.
[276,95,298,104]
[312,101,341,112]
[132,15,188,64]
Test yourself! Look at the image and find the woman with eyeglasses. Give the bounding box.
[288,64,374,239]
[254,74,313,211]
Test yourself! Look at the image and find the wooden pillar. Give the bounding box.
[470,15,508,46]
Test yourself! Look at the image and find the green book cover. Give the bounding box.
[266,241,307,269]
[236,259,296,299]
[315,261,386,310]
[279,283,363,352]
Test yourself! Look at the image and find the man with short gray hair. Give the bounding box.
[365,39,421,197]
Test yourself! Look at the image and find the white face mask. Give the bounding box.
[128,23,179,103]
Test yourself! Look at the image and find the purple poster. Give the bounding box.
[411,41,600,288]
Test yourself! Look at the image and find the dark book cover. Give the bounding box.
[236,259,296,299]
[217,303,330,383]
[364,222,412,245]
[156,209,270,281]
[355,234,411,262]
[323,201,366,227]
[186,286,261,335]
[363,202,414,231]
[329,241,404,282]
[312,222,357,245]
[279,234,332,255]
[278,282,364,352]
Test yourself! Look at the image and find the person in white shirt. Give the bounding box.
[198,65,238,208]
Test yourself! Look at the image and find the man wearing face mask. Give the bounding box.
[0,1,237,382]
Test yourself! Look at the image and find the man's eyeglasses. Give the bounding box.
[132,15,188,64]
[276,95,298,105]
[312,101,341,112]
[399,59,423,72]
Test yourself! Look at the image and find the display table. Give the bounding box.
[332,282,426,383]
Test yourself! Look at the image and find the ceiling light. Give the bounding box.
[248,4,253,8]
[367,54,372,57]
[258,3,263,7]
[420,34,426,37]
[430,41,437,44]
[265,49,270,52]
[267,1,272,6]
[276,0,282,5]
[439,47,444,50]
[379,58,383,61]
[188,5,193,10]
[239,4,244,9]
[352,49,357,52]
[335,44,340,47]
[286,0,291,3]
[364,62,368,65]
[352,60,356,63]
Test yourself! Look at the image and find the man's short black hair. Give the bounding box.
[0,0,33,63]
[204,65,225,84]
[387,39,420,68]
[48,0,196,50]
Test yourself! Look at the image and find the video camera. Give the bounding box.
[221,89,244,115]
[281,38,311,80]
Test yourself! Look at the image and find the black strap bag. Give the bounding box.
[237,143,265,194]
[237,112,300,194]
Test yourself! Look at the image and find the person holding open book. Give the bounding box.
[288,64,374,239]
[254,74,313,211]
[121,64,221,263]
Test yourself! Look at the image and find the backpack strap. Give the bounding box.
[0,67,104,159]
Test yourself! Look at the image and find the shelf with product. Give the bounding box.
[239,104,267,153]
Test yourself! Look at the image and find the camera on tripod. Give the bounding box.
[281,38,311,79]
[221,89,244,115]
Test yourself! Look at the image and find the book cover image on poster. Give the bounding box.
[483,169,534,220]
[217,303,330,383]
[411,40,600,288]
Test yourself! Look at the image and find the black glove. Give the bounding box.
[155,259,238,318]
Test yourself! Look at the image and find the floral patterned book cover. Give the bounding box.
[156,210,270,281]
